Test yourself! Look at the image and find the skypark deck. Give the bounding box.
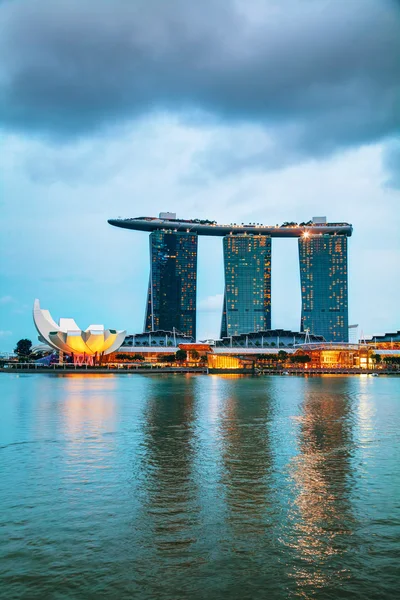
[108,217,353,237]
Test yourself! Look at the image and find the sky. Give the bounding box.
[0,0,399,351]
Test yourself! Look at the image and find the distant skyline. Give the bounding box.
[1,0,399,350]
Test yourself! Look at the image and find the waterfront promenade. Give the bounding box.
[1,363,399,376]
[0,364,207,375]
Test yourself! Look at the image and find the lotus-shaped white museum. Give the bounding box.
[33,299,126,362]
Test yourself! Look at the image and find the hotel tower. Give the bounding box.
[221,235,271,338]
[144,229,198,338]
[299,233,348,342]
[108,214,352,342]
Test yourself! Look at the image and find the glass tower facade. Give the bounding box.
[221,235,271,337]
[299,234,348,342]
[145,230,197,338]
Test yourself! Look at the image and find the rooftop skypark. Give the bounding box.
[108,214,353,238]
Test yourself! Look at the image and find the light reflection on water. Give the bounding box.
[286,381,356,593]
[1,373,400,599]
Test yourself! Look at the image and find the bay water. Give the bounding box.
[1,374,399,599]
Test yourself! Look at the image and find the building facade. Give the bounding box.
[122,330,194,348]
[109,214,352,342]
[364,330,400,349]
[216,328,324,348]
[299,234,348,342]
[145,230,198,338]
[221,235,271,337]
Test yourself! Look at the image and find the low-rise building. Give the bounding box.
[215,329,324,348]
[364,331,400,349]
[122,330,194,348]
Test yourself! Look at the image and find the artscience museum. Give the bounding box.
[33,300,126,364]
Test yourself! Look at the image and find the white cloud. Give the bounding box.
[0,295,13,304]
[0,330,12,337]
[198,294,224,312]
[0,115,399,348]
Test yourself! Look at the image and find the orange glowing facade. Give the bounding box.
[33,299,126,360]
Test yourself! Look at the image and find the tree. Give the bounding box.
[175,349,187,362]
[371,353,381,364]
[257,353,279,362]
[290,355,311,364]
[14,339,32,362]
[158,354,175,363]
[115,353,145,361]
[278,350,288,361]
[191,350,199,360]
[384,356,400,365]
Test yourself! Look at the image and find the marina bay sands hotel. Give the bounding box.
[108,214,352,342]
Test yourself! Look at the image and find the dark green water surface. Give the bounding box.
[1,374,399,599]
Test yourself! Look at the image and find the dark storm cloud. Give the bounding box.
[0,0,399,155]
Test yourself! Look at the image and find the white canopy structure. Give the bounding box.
[33,299,126,357]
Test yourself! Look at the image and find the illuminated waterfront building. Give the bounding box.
[33,299,126,364]
[221,235,271,337]
[145,230,197,338]
[299,233,348,342]
[365,330,400,349]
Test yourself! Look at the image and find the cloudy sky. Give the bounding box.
[0,0,399,350]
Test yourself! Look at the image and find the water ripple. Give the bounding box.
[1,374,400,599]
